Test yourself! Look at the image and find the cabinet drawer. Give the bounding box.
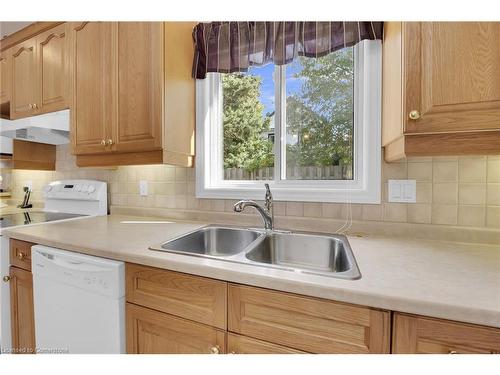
[393,313,500,354]
[228,284,390,354]
[10,239,34,271]
[126,303,226,354]
[228,333,305,354]
[125,263,227,329]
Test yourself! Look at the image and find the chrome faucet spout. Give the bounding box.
[233,184,274,230]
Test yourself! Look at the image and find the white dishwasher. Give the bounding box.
[32,245,125,354]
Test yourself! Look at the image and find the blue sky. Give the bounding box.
[247,62,304,116]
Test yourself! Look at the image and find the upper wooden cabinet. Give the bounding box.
[0,49,11,118]
[11,38,38,118]
[36,23,69,114]
[69,22,113,155]
[382,22,500,161]
[9,23,68,119]
[114,22,162,153]
[70,22,195,168]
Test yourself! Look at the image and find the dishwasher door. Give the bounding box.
[32,245,125,354]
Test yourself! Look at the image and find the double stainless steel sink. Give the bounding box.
[150,226,361,280]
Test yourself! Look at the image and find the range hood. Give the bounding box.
[0,109,70,145]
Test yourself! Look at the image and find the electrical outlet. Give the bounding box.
[139,180,148,196]
[388,179,416,203]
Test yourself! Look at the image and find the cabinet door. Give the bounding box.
[126,303,226,354]
[227,333,305,354]
[126,263,227,329]
[37,23,69,114]
[113,22,162,153]
[0,49,11,105]
[70,22,114,155]
[10,38,38,119]
[10,266,36,354]
[405,22,500,134]
[228,284,391,354]
[393,313,500,354]
[0,49,11,119]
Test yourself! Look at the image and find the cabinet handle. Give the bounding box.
[17,252,25,260]
[448,350,458,354]
[100,140,106,146]
[210,345,221,354]
[2,276,11,282]
[408,110,421,120]
[106,139,114,145]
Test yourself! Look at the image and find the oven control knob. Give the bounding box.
[75,184,82,192]
[87,185,96,194]
[81,185,88,193]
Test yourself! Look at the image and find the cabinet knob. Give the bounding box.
[29,104,33,109]
[106,139,114,145]
[100,140,106,146]
[448,350,458,354]
[210,345,221,354]
[2,276,11,282]
[17,252,25,260]
[33,103,38,109]
[408,110,421,120]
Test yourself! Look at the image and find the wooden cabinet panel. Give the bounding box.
[10,239,34,272]
[0,49,11,105]
[405,22,500,134]
[393,313,500,354]
[228,284,390,354]
[114,22,162,153]
[10,266,35,354]
[163,22,196,167]
[11,38,38,119]
[126,303,226,354]
[37,23,68,113]
[70,22,113,154]
[125,263,227,329]
[227,333,305,354]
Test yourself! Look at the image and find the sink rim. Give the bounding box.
[152,225,265,259]
[243,231,361,280]
[149,225,361,280]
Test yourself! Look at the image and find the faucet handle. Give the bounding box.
[264,183,273,211]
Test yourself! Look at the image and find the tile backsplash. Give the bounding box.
[9,145,500,229]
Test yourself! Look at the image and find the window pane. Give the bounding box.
[285,49,354,180]
[222,65,275,181]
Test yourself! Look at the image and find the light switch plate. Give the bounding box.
[139,180,148,196]
[388,179,416,203]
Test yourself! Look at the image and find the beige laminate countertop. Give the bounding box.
[3,214,500,328]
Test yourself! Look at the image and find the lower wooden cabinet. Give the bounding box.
[392,313,500,354]
[126,303,226,354]
[228,284,391,354]
[227,333,305,354]
[9,266,36,354]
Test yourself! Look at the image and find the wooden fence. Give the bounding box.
[224,164,352,180]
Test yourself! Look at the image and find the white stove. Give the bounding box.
[0,179,108,351]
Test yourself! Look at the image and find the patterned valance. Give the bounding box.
[192,21,383,79]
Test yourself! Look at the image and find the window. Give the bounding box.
[196,40,382,203]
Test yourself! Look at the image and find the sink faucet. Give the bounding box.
[234,183,274,231]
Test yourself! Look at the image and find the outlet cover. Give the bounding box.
[388,179,416,203]
[139,180,148,196]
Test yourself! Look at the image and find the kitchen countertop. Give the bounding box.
[3,214,500,328]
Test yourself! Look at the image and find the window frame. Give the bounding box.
[195,40,382,203]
